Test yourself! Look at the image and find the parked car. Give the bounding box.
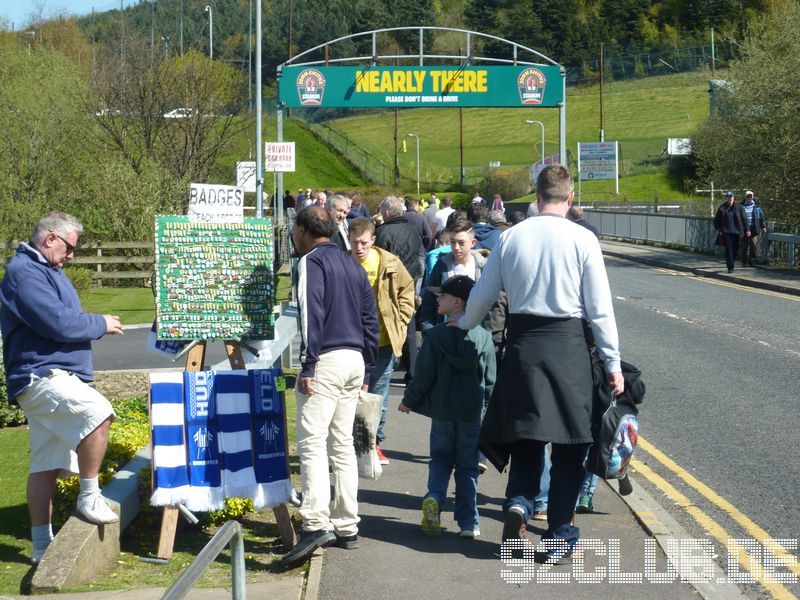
[163,107,196,119]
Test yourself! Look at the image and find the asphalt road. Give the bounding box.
[92,326,231,371]
[605,257,800,597]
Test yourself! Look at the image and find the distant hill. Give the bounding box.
[321,70,712,201]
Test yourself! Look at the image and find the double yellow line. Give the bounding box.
[633,436,799,599]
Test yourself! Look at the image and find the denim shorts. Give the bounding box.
[16,369,115,474]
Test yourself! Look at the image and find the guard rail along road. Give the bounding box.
[584,209,800,268]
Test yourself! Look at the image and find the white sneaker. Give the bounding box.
[77,493,119,524]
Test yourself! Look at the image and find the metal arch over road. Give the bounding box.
[267,27,567,212]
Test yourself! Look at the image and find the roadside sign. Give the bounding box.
[578,142,618,181]
[187,183,244,223]
[236,161,257,192]
[667,138,692,156]
[265,142,296,172]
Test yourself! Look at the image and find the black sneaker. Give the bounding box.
[501,505,527,541]
[335,533,359,549]
[280,529,336,568]
[618,473,633,496]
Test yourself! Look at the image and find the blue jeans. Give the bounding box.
[504,440,590,549]
[426,419,481,531]
[369,345,396,444]
[534,445,551,512]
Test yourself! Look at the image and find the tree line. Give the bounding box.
[62,0,765,87]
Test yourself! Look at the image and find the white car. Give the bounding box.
[164,108,196,119]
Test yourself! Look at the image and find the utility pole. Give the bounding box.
[248,0,252,112]
[205,5,213,59]
[599,42,605,142]
[711,26,716,78]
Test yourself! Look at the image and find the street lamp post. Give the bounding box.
[205,5,213,59]
[408,133,420,195]
[525,120,545,171]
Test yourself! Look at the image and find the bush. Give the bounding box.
[64,266,94,292]
[477,167,531,202]
[53,396,150,526]
[0,352,26,427]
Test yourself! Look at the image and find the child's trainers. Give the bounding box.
[458,528,480,539]
[575,494,593,514]
[421,497,441,536]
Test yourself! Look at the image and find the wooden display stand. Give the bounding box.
[155,340,296,559]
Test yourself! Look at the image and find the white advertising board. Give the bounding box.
[187,183,244,223]
[667,138,692,156]
[236,161,257,192]
[264,142,296,172]
[578,142,619,181]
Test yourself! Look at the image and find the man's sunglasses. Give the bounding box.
[51,232,76,253]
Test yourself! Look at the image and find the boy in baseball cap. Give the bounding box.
[399,275,496,539]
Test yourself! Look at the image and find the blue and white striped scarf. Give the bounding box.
[150,368,292,511]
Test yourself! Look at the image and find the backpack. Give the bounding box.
[587,360,644,480]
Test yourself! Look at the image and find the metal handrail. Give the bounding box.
[162,520,246,600]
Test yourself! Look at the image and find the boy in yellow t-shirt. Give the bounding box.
[349,217,415,464]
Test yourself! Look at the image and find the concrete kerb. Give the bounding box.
[609,475,749,600]
[30,447,149,593]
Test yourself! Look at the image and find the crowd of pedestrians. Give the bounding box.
[282,166,626,568]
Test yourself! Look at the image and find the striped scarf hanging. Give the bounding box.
[149,368,292,511]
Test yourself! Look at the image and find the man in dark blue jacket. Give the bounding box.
[282,205,379,567]
[0,212,124,565]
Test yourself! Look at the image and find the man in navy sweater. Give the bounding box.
[282,205,379,567]
[0,212,124,565]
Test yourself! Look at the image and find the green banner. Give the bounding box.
[154,216,275,341]
[279,65,563,108]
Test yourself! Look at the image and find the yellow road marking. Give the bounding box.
[639,436,800,576]
[647,266,800,302]
[632,458,798,600]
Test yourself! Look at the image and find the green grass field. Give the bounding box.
[79,288,155,325]
[217,115,370,191]
[324,70,712,200]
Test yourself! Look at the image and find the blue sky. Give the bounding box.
[1,0,125,31]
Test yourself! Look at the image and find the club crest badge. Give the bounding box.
[297,68,326,106]
[517,68,547,105]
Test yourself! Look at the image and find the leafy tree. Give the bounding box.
[692,0,800,223]
[88,41,246,182]
[0,44,92,239]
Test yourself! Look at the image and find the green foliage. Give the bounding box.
[53,396,149,526]
[0,354,26,427]
[64,266,95,293]
[200,497,255,527]
[692,2,800,223]
[0,44,92,240]
[478,167,531,201]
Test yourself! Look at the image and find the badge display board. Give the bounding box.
[155,216,275,341]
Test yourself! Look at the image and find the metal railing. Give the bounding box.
[162,520,246,600]
[585,209,800,268]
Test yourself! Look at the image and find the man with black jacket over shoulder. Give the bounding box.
[281,205,379,567]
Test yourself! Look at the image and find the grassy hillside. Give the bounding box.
[217,115,369,192]
[325,70,712,201]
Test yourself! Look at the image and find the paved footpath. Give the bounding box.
[318,382,702,600]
